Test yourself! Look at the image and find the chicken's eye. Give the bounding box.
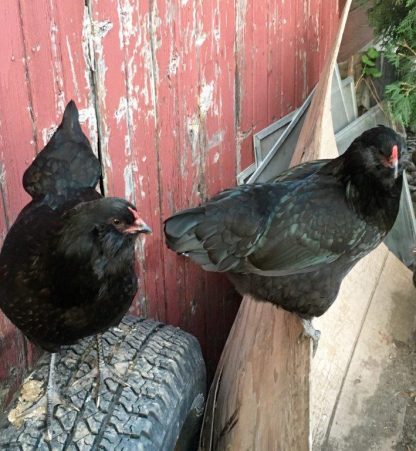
[112,218,121,225]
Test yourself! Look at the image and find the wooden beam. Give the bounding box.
[199,1,352,449]
[292,0,353,163]
[200,297,310,450]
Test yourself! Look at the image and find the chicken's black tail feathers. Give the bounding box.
[59,100,84,142]
[23,101,102,202]
[164,208,205,254]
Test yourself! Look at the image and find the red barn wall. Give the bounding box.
[0,0,338,407]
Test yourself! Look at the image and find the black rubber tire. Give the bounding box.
[0,315,206,450]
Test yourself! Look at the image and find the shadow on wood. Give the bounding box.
[199,0,352,449]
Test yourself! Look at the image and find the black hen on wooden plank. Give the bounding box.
[165,126,405,319]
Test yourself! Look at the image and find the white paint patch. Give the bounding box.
[41,124,58,146]
[0,161,6,187]
[213,152,220,164]
[187,115,200,162]
[169,52,180,76]
[181,0,189,5]
[94,20,113,39]
[78,106,96,125]
[138,175,146,199]
[124,133,132,157]
[115,97,128,124]
[124,163,137,202]
[195,33,207,47]
[92,18,113,171]
[140,6,161,123]
[208,129,225,149]
[82,7,95,71]
[199,81,214,117]
[117,0,135,48]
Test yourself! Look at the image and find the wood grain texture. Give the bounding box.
[338,3,374,63]
[200,296,311,451]
[292,0,352,164]
[0,0,339,408]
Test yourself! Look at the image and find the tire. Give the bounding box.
[0,315,206,450]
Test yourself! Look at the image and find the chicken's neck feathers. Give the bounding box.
[321,154,402,230]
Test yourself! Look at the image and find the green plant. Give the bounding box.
[361,47,382,78]
[367,0,416,129]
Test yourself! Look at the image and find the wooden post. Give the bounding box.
[199,1,352,449]
[200,297,310,450]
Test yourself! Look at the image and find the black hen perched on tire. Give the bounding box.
[0,101,151,439]
[165,126,405,340]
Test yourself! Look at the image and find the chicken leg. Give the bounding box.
[299,318,321,356]
[71,334,128,408]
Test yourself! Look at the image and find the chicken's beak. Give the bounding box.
[123,220,152,235]
[137,221,152,234]
[126,207,152,235]
[393,159,399,179]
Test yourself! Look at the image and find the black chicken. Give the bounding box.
[0,101,151,438]
[165,126,405,346]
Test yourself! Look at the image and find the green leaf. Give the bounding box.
[367,47,380,59]
[362,54,376,66]
[367,67,383,78]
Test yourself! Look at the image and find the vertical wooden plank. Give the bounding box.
[123,0,167,321]
[86,0,164,322]
[87,0,125,197]
[160,0,202,327]
[235,0,254,173]
[156,1,219,362]
[280,0,297,115]
[18,0,64,148]
[267,0,282,123]
[0,0,39,409]
[151,0,187,327]
[306,0,320,90]
[196,0,240,374]
[251,0,268,134]
[294,0,308,105]
[54,2,99,145]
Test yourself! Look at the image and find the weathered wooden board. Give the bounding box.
[0,1,34,406]
[0,0,339,408]
[293,0,352,163]
[200,296,310,451]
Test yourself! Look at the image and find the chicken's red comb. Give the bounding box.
[128,206,140,221]
[391,144,398,161]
